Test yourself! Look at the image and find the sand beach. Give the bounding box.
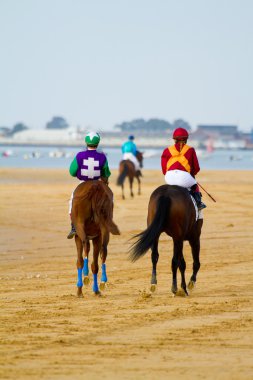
[0,168,253,379]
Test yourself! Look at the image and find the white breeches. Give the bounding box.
[123,153,140,171]
[69,181,84,215]
[164,170,197,189]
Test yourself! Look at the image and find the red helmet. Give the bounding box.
[172,128,189,140]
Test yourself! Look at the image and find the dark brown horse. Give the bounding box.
[71,180,120,297]
[130,185,203,296]
[117,151,144,199]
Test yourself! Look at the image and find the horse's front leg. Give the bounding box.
[150,239,159,292]
[91,236,102,295]
[171,239,184,295]
[83,240,90,285]
[75,235,84,298]
[99,231,109,290]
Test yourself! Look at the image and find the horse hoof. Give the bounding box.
[83,276,90,285]
[150,284,156,293]
[77,290,84,298]
[99,282,106,291]
[175,288,188,297]
[188,280,195,291]
[171,287,177,295]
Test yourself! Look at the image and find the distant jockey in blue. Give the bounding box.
[121,135,140,171]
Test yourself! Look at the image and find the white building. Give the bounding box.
[12,127,80,145]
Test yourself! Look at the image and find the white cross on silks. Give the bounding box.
[81,157,100,178]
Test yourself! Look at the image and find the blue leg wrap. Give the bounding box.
[83,258,89,276]
[101,263,107,282]
[93,273,99,293]
[77,268,83,287]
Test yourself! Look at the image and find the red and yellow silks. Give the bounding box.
[166,144,191,173]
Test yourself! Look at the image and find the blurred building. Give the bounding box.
[191,125,246,149]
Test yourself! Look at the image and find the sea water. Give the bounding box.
[0,145,253,170]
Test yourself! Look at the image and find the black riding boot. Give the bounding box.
[67,223,76,239]
[136,170,142,177]
[192,192,207,210]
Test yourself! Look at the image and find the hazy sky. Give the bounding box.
[1,0,253,131]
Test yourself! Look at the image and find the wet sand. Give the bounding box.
[0,168,253,380]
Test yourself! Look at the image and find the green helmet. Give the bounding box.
[85,132,100,146]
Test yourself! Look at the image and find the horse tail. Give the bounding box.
[129,195,170,262]
[117,162,128,186]
[91,183,120,235]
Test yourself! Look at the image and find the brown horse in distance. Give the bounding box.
[117,151,144,199]
[71,180,120,297]
[130,185,203,296]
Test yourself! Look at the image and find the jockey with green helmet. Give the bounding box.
[161,127,206,210]
[121,135,141,172]
[67,132,111,239]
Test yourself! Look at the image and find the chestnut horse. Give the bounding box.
[117,151,144,199]
[130,185,203,296]
[71,180,120,297]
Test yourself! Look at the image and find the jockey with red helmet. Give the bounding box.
[161,127,206,210]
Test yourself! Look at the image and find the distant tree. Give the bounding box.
[46,116,69,129]
[146,118,172,131]
[115,119,146,131]
[115,118,172,133]
[172,119,192,132]
[11,123,29,135]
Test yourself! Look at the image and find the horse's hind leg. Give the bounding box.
[121,184,125,200]
[75,235,84,298]
[171,239,187,296]
[150,239,159,292]
[178,254,188,296]
[129,177,134,197]
[188,237,201,291]
[188,219,202,290]
[137,176,141,195]
[99,231,109,290]
[83,240,90,285]
[91,236,102,295]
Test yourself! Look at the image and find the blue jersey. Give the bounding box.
[122,141,137,155]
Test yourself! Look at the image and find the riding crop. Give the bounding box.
[197,182,216,202]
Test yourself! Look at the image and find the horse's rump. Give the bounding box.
[117,160,135,186]
[149,185,196,235]
[72,181,120,238]
[130,185,197,261]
